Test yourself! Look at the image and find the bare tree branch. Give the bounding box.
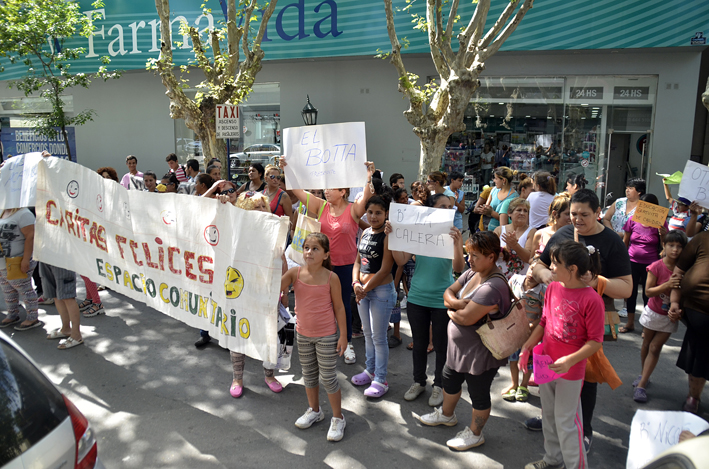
[480,0,534,61]
[188,27,216,82]
[225,0,239,79]
[457,0,489,64]
[253,0,278,53]
[479,0,519,50]
[241,0,258,68]
[444,0,460,41]
[427,0,450,78]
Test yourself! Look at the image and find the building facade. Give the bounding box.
[1,0,707,199]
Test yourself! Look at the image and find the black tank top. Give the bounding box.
[358,229,386,274]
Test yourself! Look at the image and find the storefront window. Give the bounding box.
[446,76,657,203]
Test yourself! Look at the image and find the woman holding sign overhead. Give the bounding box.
[279,156,376,365]
[388,194,465,407]
[620,193,667,333]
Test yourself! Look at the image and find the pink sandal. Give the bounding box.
[265,378,283,393]
[683,396,700,414]
[230,383,243,398]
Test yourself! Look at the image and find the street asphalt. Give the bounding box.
[2,282,708,469]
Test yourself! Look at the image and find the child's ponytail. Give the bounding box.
[550,240,602,278]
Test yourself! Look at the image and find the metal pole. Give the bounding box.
[226,138,231,180]
[605,128,613,202]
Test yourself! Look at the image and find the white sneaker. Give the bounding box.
[428,385,444,407]
[326,415,346,441]
[446,427,484,451]
[618,307,628,318]
[344,343,356,364]
[418,407,458,427]
[400,295,408,309]
[295,407,324,429]
[404,382,426,401]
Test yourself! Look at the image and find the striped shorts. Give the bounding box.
[297,331,340,394]
[39,263,77,300]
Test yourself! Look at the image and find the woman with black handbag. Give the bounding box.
[416,231,513,452]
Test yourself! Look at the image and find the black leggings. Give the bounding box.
[581,381,597,438]
[442,365,499,410]
[407,301,449,388]
[627,261,650,316]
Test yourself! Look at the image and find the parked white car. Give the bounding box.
[230,143,281,166]
[0,331,105,469]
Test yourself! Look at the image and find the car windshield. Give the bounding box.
[0,340,68,465]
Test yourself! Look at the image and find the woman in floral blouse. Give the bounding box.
[493,197,536,280]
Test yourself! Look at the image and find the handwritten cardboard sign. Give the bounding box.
[626,410,709,469]
[283,122,368,190]
[0,152,43,209]
[678,160,709,209]
[632,200,669,228]
[388,202,455,259]
[532,343,564,384]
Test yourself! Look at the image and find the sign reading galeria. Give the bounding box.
[282,122,368,190]
[34,158,289,362]
[387,203,456,259]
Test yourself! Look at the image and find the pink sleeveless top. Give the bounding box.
[319,203,358,266]
[293,268,337,337]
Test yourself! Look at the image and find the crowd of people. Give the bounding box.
[1,149,708,465]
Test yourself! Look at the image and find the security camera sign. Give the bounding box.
[216,105,240,139]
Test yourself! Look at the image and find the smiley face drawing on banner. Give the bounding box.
[67,180,79,198]
[204,225,219,246]
[224,266,245,299]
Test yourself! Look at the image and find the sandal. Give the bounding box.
[363,381,389,398]
[0,317,21,328]
[683,396,700,414]
[407,342,414,350]
[351,370,374,386]
[265,378,283,393]
[388,335,402,348]
[427,344,434,354]
[47,329,70,340]
[14,320,44,331]
[515,386,530,402]
[619,326,634,333]
[502,388,517,402]
[57,337,84,350]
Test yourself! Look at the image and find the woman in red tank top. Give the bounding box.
[279,157,376,365]
[264,164,293,219]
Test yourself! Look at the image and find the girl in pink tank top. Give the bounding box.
[281,233,349,440]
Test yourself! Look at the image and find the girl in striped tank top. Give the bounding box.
[281,233,349,441]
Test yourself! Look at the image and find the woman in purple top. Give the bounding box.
[621,193,667,333]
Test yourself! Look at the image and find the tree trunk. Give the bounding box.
[60,124,72,162]
[418,132,451,181]
[199,127,227,176]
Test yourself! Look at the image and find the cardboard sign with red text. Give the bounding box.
[33,158,288,362]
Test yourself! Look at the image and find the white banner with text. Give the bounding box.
[34,158,289,363]
[387,203,455,259]
[0,152,43,209]
[282,122,368,190]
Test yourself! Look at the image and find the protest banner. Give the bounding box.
[532,344,564,384]
[388,202,455,259]
[282,122,368,190]
[678,160,709,209]
[0,153,43,209]
[627,410,709,469]
[632,200,669,228]
[34,158,289,363]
